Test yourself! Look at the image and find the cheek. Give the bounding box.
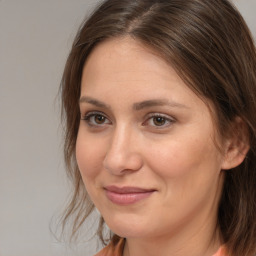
[75,130,105,180]
[145,134,222,182]
[144,137,223,218]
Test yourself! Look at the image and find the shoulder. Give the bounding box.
[94,238,125,256]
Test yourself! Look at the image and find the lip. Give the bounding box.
[104,186,156,205]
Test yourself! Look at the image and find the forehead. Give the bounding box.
[83,37,171,79]
[81,37,192,96]
[83,38,214,111]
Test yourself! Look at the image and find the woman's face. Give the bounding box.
[76,37,226,240]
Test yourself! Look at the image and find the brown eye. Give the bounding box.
[142,113,174,129]
[94,114,106,124]
[153,116,167,126]
[83,112,111,126]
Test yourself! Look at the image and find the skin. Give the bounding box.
[76,37,244,256]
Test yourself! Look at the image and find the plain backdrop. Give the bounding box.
[0,0,255,255]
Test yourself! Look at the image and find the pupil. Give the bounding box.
[95,115,105,124]
[154,117,165,126]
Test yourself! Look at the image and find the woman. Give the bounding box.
[60,0,256,255]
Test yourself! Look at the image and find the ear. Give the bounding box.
[221,117,250,170]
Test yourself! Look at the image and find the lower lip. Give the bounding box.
[105,190,155,205]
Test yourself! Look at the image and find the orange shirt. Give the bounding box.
[94,238,226,256]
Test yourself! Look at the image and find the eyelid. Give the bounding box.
[81,111,112,126]
[143,112,176,128]
[81,110,106,119]
[146,112,175,121]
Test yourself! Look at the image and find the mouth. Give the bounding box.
[104,185,156,205]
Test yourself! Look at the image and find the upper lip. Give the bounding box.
[104,185,156,194]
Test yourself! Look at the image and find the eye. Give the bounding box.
[143,113,175,128]
[152,116,167,126]
[82,112,111,126]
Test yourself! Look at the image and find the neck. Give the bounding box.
[123,205,222,256]
[123,226,221,256]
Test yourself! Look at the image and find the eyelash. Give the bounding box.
[143,113,175,128]
[81,111,175,129]
[82,111,111,127]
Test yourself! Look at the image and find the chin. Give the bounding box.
[104,212,154,239]
[110,226,148,239]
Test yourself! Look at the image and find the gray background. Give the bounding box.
[0,0,255,255]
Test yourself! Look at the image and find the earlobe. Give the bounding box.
[221,117,250,170]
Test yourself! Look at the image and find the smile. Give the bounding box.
[104,186,156,205]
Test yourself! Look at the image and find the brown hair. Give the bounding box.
[60,0,256,255]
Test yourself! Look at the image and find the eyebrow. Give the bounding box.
[79,96,188,110]
[133,99,189,110]
[79,96,111,109]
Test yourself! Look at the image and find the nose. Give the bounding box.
[103,125,143,175]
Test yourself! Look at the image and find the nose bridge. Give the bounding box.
[103,123,142,175]
[112,123,131,153]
